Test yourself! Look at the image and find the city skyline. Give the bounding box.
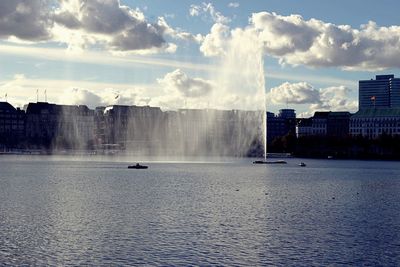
[1,1,400,116]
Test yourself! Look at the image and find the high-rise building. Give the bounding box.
[359,74,400,109]
[390,78,400,108]
[359,75,392,109]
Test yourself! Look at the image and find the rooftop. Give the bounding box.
[0,102,16,112]
[351,108,400,118]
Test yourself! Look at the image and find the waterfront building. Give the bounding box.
[350,109,400,138]
[296,111,351,137]
[267,109,296,143]
[24,102,95,149]
[311,112,329,135]
[296,118,312,137]
[94,106,106,146]
[24,102,59,146]
[327,112,351,137]
[0,102,25,148]
[100,105,165,153]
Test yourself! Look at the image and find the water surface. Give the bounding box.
[0,156,399,265]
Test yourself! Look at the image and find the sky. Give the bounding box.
[1,0,400,116]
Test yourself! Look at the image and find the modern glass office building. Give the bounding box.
[359,75,392,109]
[390,78,400,108]
[359,74,400,109]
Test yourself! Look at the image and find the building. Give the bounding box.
[100,105,166,153]
[327,112,351,137]
[311,112,329,135]
[0,102,25,148]
[350,74,400,139]
[296,111,351,137]
[296,118,312,137]
[390,78,400,108]
[24,102,95,149]
[350,109,400,138]
[267,109,296,143]
[359,74,400,109]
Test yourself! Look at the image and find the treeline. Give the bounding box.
[268,133,400,160]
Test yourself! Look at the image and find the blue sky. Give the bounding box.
[1,0,400,116]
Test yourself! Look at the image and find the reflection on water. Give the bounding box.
[0,156,399,265]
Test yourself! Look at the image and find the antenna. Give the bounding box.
[36,89,39,102]
[5,93,7,102]
[45,90,47,102]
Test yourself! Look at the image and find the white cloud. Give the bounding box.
[0,0,194,54]
[268,82,358,115]
[253,12,400,70]
[310,86,358,112]
[228,2,240,8]
[156,17,204,43]
[199,11,400,70]
[189,3,231,24]
[53,0,174,53]
[0,74,152,109]
[200,23,230,57]
[157,69,213,98]
[58,87,151,108]
[269,82,320,104]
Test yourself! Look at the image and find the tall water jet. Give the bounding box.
[211,28,267,159]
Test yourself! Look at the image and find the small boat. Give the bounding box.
[128,163,148,169]
[299,162,306,167]
[253,160,287,164]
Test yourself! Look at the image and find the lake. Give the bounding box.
[0,156,399,266]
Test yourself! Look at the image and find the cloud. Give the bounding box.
[58,88,102,107]
[0,44,214,72]
[254,12,400,70]
[269,82,320,104]
[228,2,240,8]
[53,0,175,53]
[156,17,204,43]
[269,82,358,115]
[0,72,215,111]
[157,69,213,98]
[0,0,191,54]
[189,3,231,24]
[200,23,231,57]
[58,87,151,108]
[310,86,357,112]
[200,11,400,70]
[0,0,53,41]
[0,74,153,109]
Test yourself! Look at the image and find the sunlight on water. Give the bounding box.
[1,156,400,265]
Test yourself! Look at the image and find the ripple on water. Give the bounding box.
[0,158,400,265]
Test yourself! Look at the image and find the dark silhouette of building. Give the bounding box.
[0,102,25,149]
[99,105,166,153]
[296,111,351,137]
[267,109,296,143]
[24,102,94,149]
